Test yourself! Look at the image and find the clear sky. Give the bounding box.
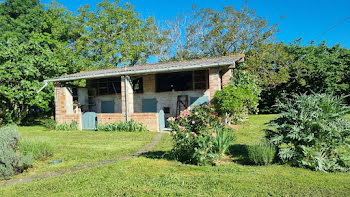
[41,0,350,49]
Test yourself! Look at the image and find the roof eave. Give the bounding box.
[46,56,242,83]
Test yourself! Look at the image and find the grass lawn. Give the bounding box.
[1,126,156,181]
[1,115,350,196]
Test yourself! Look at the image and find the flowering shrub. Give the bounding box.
[169,105,226,165]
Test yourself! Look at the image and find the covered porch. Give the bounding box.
[48,55,244,131]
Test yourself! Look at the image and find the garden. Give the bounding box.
[0,113,350,196]
[1,0,350,196]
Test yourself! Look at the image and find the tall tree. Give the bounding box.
[159,3,277,61]
[74,0,163,69]
[0,0,80,124]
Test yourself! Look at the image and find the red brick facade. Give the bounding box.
[208,68,222,100]
[54,66,233,131]
[54,87,82,130]
[221,68,233,87]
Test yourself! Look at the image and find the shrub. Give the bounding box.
[19,139,53,160]
[97,120,147,132]
[55,120,78,131]
[248,142,276,165]
[169,106,231,165]
[266,93,350,172]
[213,70,261,123]
[0,125,32,180]
[213,127,235,155]
[42,118,56,130]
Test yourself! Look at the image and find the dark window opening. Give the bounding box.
[194,70,208,90]
[132,77,143,93]
[156,70,208,92]
[156,71,193,92]
[89,78,121,95]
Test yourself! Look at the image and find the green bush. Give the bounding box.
[213,70,261,123]
[169,106,226,165]
[248,142,276,165]
[42,119,56,130]
[97,120,147,132]
[19,139,53,160]
[55,120,78,131]
[213,127,235,155]
[0,125,32,180]
[266,93,350,172]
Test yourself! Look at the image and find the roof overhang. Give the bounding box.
[45,55,244,83]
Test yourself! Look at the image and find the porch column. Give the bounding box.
[54,86,82,130]
[121,75,134,121]
[208,68,222,101]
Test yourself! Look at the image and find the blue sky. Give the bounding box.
[40,0,350,48]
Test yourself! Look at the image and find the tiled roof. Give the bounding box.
[46,55,244,82]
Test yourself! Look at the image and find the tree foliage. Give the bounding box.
[0,0,164,124]
[74,0,163,68]
[159,3,277,61]
[258,41,350,113]
[0,0,80,124]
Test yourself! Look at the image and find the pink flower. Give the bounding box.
[211,132,216,138]
[179,126,185,131]
[192,132,197,137]
[192,120,195,124]
[172,130,176,135]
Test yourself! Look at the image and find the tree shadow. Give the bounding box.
[139,151,175,161]
[227,144,251,165]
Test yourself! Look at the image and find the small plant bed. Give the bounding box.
[97,120,148,132]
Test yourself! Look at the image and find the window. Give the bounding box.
[89,78,121,95]
[155,70,208,92]
[156,71,193,92]
[193,70,208,90]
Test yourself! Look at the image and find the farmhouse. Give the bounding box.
[46,55,244,131]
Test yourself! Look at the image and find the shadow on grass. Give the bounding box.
[139,151,175,161]
[141,145,254,165]
[227,144,251,165]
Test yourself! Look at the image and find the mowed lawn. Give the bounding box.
[0,127,156,181]
[1,115,350,196]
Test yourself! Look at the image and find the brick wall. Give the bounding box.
[54,87,82,130]
[208,68,222,101]
[143,74,155,93]
[97,113,159,132]
[221,68,233,87]
[97,113,125,124]
[131,113,159,132]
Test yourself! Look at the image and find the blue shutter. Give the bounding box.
[142,98,157,112]
[190,96,209,106]
[101,100,115,113]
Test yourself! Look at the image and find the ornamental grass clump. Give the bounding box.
[169,105,234,165]
[248,142,276,165]
[19,139,53,160]
[265,93,350,172]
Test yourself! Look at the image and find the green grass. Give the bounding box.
[1,126,156,181]
[1,115,350,196]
